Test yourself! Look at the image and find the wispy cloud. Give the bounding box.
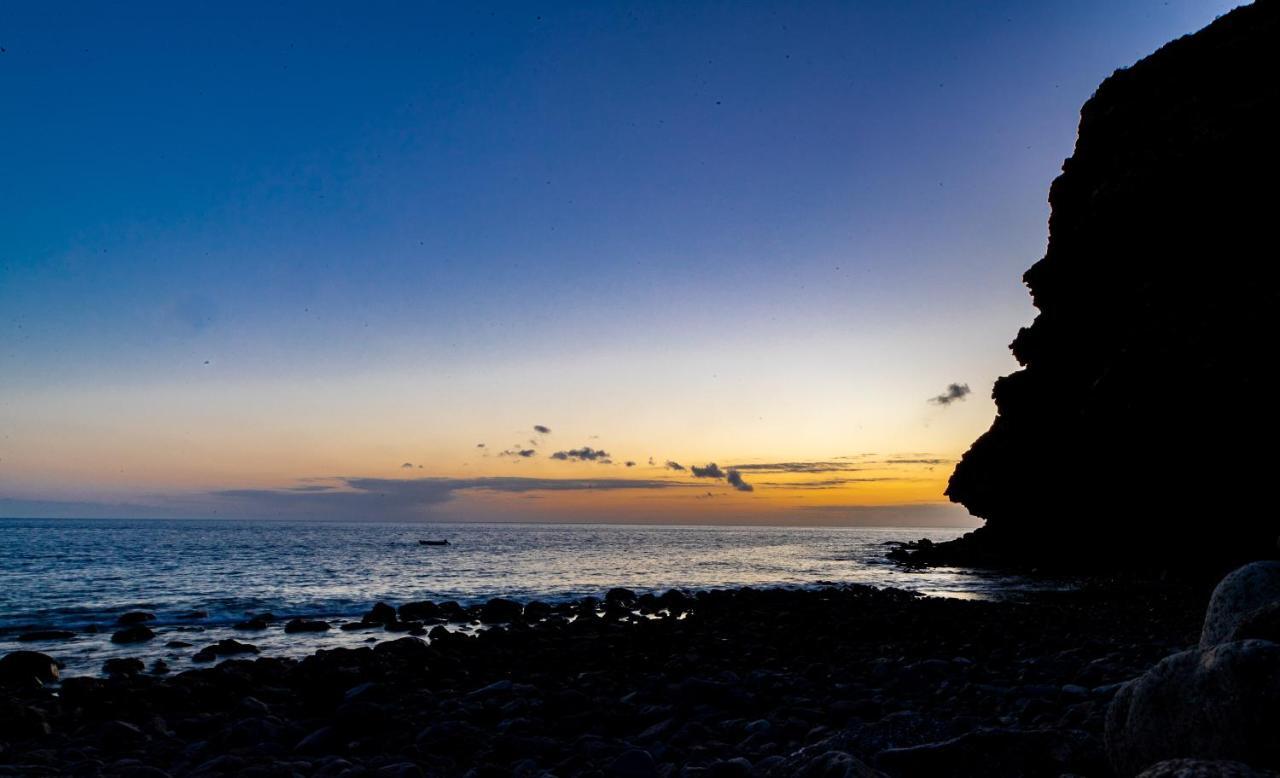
[724,461,865,474]
[550,446,612,463]
[533,425,551,434]
[929,383,971,406]
[665,460,686,471]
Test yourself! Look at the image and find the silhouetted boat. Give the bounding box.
[418,539,450,546]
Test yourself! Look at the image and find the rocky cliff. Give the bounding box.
[928,1,1280,570]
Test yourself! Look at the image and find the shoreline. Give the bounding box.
[1,581,1205,776]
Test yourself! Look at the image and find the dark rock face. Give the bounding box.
[0,651,60,686]
[937,1,1280,570]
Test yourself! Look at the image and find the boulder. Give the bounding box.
[111,625,156,644]
[192,639,260,662]
[284,618,331,633]
[1137,759,1279,778]
[364,601,397,625]
[1106,640,1280,776]
[479,597,523,624]
[103,657,145,676]
[17,630,75,642]
[117,611,155,626]
[1201,562,1280,649]
[0,650,60,686]
[398,600,441,622]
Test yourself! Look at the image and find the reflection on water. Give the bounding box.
[0,518,1058,674]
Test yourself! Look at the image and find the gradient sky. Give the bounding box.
[0,1,1241,524]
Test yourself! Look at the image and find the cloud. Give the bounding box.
[476,443,486,448]
[625,461,636,467]
[400,462,414,469]
[665,460,685,471]
[756,477,907,489]
[724,461,865,474]
[877,458,952,465]
[498,448,537,458]
[929,383,971,406]
[726,468,753,492]
[550,446,611,463]
[533,425,551,434]
[691,463,726,479]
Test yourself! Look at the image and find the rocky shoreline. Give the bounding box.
[1,581,1215,777]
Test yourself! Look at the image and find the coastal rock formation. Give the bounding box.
[1107,563,1280,775]
[937,0,1280,570]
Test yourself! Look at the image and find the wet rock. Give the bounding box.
[176,609,208,620]
[0,701,51,739]
[1136,759,1279,778]
[0,650,60,685]
[103,657,145,676]
[779,749,885,777]
[150,659,169,675]
[234,617,269,630]
[606,588,637,608]
[111,625,156,644]
[192,639,260,662]
[1106,640,1280,776]
[364,601,398,625]
[117,611,155,626]
[398,600,441,622]
[479,597,523,624]
[1201,562,1280,648]
[165,640,193,648]
[16,630,75,642]
[284,618,331,633]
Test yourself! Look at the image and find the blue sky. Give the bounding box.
[0,1,1242,522]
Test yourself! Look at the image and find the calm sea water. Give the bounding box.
[0,518,1035,675]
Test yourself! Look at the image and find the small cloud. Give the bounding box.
[550,446,611,463]
[691,463,725,479]
[665,460,686,471]
[726,468,753,492]
[648,457,656,466]
[476,443,486,448]
[401,462,415,469]
[625,461,636,467]
[499,447,537,458]
[533,425,551,434]
[929,383,971,406]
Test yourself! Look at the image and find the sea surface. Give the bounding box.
[0,518,1047,675]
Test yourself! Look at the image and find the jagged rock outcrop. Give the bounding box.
[931,0,1280,570]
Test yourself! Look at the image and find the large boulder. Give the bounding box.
[1105,640,1280,776]
[1201,562,1280,648]
[917,0,1280,570]
[0,651,60,686]
[1137,759,1279,778]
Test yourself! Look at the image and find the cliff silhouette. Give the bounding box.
[912,1,1280,571]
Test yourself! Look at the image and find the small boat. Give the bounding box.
[418,539,450,546]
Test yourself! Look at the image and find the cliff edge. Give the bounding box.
[915,1,1280,571]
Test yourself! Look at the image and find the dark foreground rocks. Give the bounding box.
[1106,562,1280,776]
[1,582,1205,777]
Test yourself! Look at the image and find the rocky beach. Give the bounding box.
[0,580,1218,777]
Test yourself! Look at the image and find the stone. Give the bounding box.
[284,618,331,633]
[16,630,76,642]
[0,650,60,685]
[875,727,1101,777]
[1200,562,1280,649]
[1136,759,1279,778]
[111,626,156,644]
[1106,641,1280,776]
[103,657,145,676]
[117,611,155,626]
[479,597,523,624]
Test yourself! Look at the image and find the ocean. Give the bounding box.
[0,518,1037,675]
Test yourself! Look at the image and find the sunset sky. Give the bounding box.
[0,1,1239,524]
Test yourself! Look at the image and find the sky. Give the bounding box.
[0,0,1241,525]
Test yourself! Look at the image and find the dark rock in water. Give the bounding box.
[17,630,76,642]
[605,587,637,607]
[103,657,145,676]
[523,600,551,621]
[284,618,331,633]
[0,701,51,739]
[919,0,1280,571]
[234,617,268,630]
[0,650,60,686]
[110,625,156,644]
[150,659,169,675]
[1106,640,1280,776]
[1200,562,1280,648]
[176,609,208,620]
[364,601,397,625]
[117,611,155,626]
[1136,759,1279,778]
[479,597,523,624]
[398,600,441,622]
[192,639,259,662]
[165,640,194,648]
